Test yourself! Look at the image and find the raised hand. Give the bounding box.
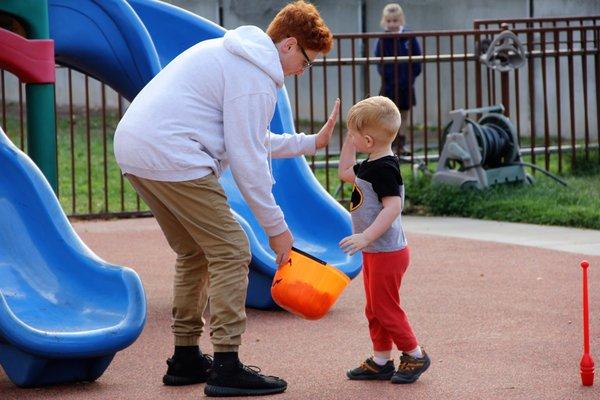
[315,98,340,149]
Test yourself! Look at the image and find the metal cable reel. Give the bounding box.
[470,112,520,168]
[440,111,520,169]
[433,105,529,189]
[430,29,567,189]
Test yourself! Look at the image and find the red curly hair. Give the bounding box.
[267,1,333,54]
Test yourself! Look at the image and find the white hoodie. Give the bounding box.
[114,26,316,237]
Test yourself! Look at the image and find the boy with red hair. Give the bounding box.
[114,1,337,397]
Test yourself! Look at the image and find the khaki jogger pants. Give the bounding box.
[127,173,251,352]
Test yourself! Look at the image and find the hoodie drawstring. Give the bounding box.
[267,128,276,185]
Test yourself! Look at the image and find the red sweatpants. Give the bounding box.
[362,247,418,352]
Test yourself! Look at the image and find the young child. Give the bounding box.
[375,3,422,156]
[338,96,429,384]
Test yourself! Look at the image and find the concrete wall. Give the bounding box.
[166,0,219,22]
[365,0,528,32]
[533,0,600,17]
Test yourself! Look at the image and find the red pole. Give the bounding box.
[580,260,594,386]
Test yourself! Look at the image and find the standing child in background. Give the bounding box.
[375,3,422,156]
[338,96,429,384]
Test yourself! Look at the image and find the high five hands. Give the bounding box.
[315,98,340,149]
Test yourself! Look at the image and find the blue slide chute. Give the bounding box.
[49,0,161,101]
[127,0,225,66]
[0,127,146,387]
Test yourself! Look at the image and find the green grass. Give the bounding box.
[404,173,600,230]
[2,107,599,229]
[54,111,148,215]
[312,149,600,230]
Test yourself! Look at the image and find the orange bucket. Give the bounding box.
[271,247,350,320]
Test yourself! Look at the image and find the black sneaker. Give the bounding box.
[162,353,213,386]
[204,361,287,397]
[391,350,430,384]
[346,357,395,380]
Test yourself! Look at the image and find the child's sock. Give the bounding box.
[405,345,423,359]
[373,356,390,366]
[373,350,392,366]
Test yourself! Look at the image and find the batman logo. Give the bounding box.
[350,184,363,211]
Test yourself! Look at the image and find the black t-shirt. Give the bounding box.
[352,155,403,202]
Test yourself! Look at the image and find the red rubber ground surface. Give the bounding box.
[1,218,598,399]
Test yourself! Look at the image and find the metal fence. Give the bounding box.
[0,16,598,218]
[290,20,599,157]
[472,16,600,172]
[0,68,147,218]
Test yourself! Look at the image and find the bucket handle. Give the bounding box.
[291,246,327,266]
[271,247,327,288]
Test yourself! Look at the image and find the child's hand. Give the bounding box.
[315,98,340,149]
[339,233,371,255]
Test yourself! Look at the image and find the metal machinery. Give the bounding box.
[433,29,535,189]
[432,105,530,189]
[479,28,526,72]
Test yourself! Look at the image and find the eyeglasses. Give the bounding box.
[298,44,313,70]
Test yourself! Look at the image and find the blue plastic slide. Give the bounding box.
[0,127,146,387]
[48,0,362,309]
[49,0,161,101]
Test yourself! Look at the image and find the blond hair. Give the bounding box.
[347,96,401,144]
[380,3,405,28]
